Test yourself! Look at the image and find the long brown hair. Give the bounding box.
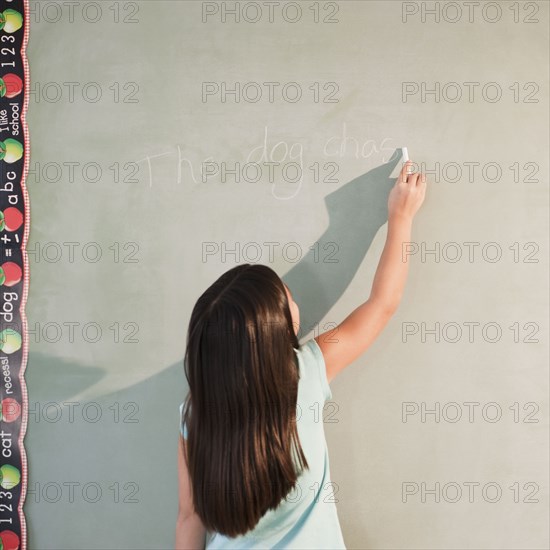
[181,263,308,537]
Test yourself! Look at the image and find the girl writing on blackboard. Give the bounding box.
[176,160,426,549]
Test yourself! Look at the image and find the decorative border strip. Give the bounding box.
[0,0,29,548]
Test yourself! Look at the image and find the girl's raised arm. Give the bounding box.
[315,161,427,383]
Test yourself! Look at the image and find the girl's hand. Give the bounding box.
[387,161,427,223]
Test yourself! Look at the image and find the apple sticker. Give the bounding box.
[0,329,21,354]
[0,262,22,287]
[0,74,23,99]
[0,399,21,423]
[0,139,23,164]
[0,10,23,33]
[0,208,23,232]
[0,464,21,490]
[0,530,20,550]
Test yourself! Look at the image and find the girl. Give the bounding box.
[177,160,427,549]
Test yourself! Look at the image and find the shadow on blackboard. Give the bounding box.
[26,147,402,407]
[25,148,402,543]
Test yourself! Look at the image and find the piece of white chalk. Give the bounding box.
[402,147,413,174]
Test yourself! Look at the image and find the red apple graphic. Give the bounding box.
[0,529,20,550]
[0,73,22,98]
[0,262,22,286]
[0,398,21,422]
[0,207,23,232]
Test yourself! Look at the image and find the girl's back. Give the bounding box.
[180,339,345,549]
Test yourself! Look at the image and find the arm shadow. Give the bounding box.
[282,147,402,339]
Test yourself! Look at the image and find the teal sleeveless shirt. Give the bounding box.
[179,338,346,549]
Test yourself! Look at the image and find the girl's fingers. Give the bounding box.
[400,160,427,186]
[401,161,412,182]
[401,161,427,186]
[417,172,427,187]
